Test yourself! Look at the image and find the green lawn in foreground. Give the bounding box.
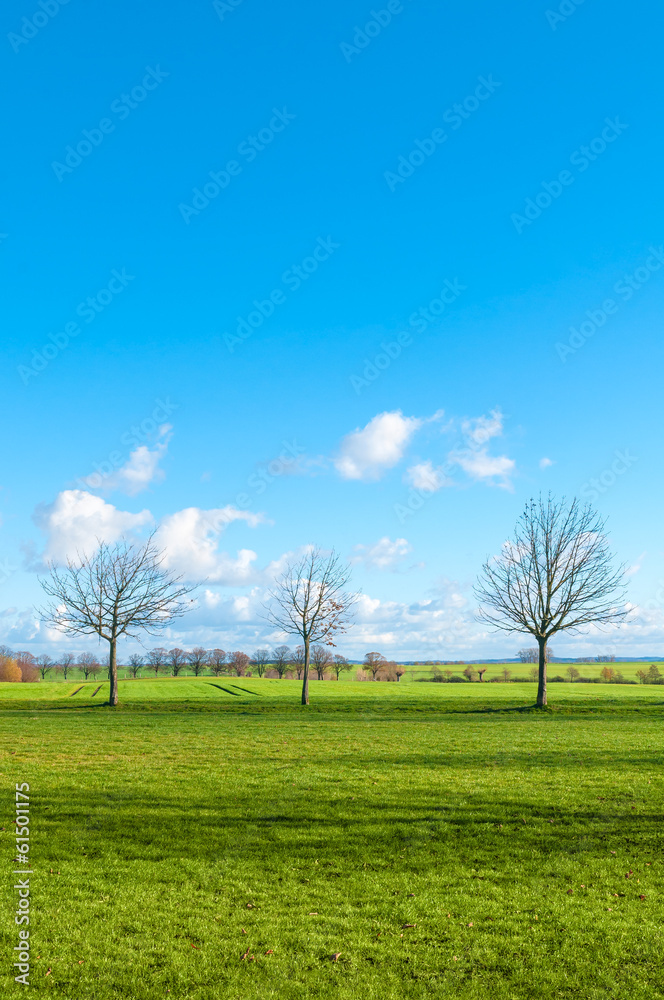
[1,681,663,999]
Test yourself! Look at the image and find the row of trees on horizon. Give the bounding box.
[0,646,407,683]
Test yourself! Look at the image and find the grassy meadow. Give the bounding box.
[1,678,663,998]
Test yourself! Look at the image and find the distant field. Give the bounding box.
[17,659,662,684]
[1,681,662,998]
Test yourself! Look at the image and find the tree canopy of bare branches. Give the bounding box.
[168,648,188,677]
[475,495,627,707]
[227,651,250,677]
[311,644,333,680]
[128,653,144,678]
[208,649,227,677]
[251,649,269,678]
[332,654,352,680]
[364,651,386,680]
[147,647,167,676]
[272,645,291,679]
[58,652,76,680]
[188,647,209,677]
[39,534,195,705]
[263,548,356,705]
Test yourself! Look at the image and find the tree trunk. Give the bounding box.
[536,636,547,708]
[108,637,119,706]
[301,639,310,706]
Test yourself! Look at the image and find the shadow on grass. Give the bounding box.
[1,697,663,717]
[38,780,663,869]
[207,683,242,697]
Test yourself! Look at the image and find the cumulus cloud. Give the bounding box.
[33,490,153,565]
[333,411,422,481]
[461,409,504,445]
[155,506,265,584]
[449,449,515,486]
[539,457,554,469]
[81,425,172,496]
[351,537,412,571]
[442,408,516,489]
[405,460,451,492]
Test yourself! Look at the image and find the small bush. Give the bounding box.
[549,675,566,683]
[0,657,22,682]
[448,675,468,683]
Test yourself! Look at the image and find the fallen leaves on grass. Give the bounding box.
[566,889,573,895]
[639,894,646,901]
[331,952,342,962]
[402,923,416,928]
[241,947,254,961]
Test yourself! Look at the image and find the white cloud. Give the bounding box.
[82,425,172,496]
[156,506,264,584]
[450,449,515,486]
[461,409,504,445]
[334,411,422,481]
[539,457,554,469]
[34,490,153,564]
[351,536,412,571]
[625,552,647,578]
[405,460,451,492]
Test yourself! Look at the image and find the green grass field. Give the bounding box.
[1,678,663,998]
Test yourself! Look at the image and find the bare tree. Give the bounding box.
[208,649,227,677]
[272,645,291,679]
[264,548,356,705]
[168,648,188,677]
[292,645,305,680]
[477,667,487,682]
[147,647,167,677]
[475,495,627,708]
[311,644,333,680]
[128,653,144,678]
[332,654,352,681]
[364,651,385,681]
[227,651,250,677]
[518,646,554,663]
[40,534,195,705]
[78,652,99,680]
[36,654,54,680]
[566,665,580,683]
[251,649,269,678]
[188,647,209,677]
[58,652,76,680]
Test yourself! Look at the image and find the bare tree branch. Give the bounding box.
[475,495,627,707]
[39,532,196,705]
[262,547,356,705]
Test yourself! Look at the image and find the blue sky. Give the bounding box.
[2,0,663,660]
